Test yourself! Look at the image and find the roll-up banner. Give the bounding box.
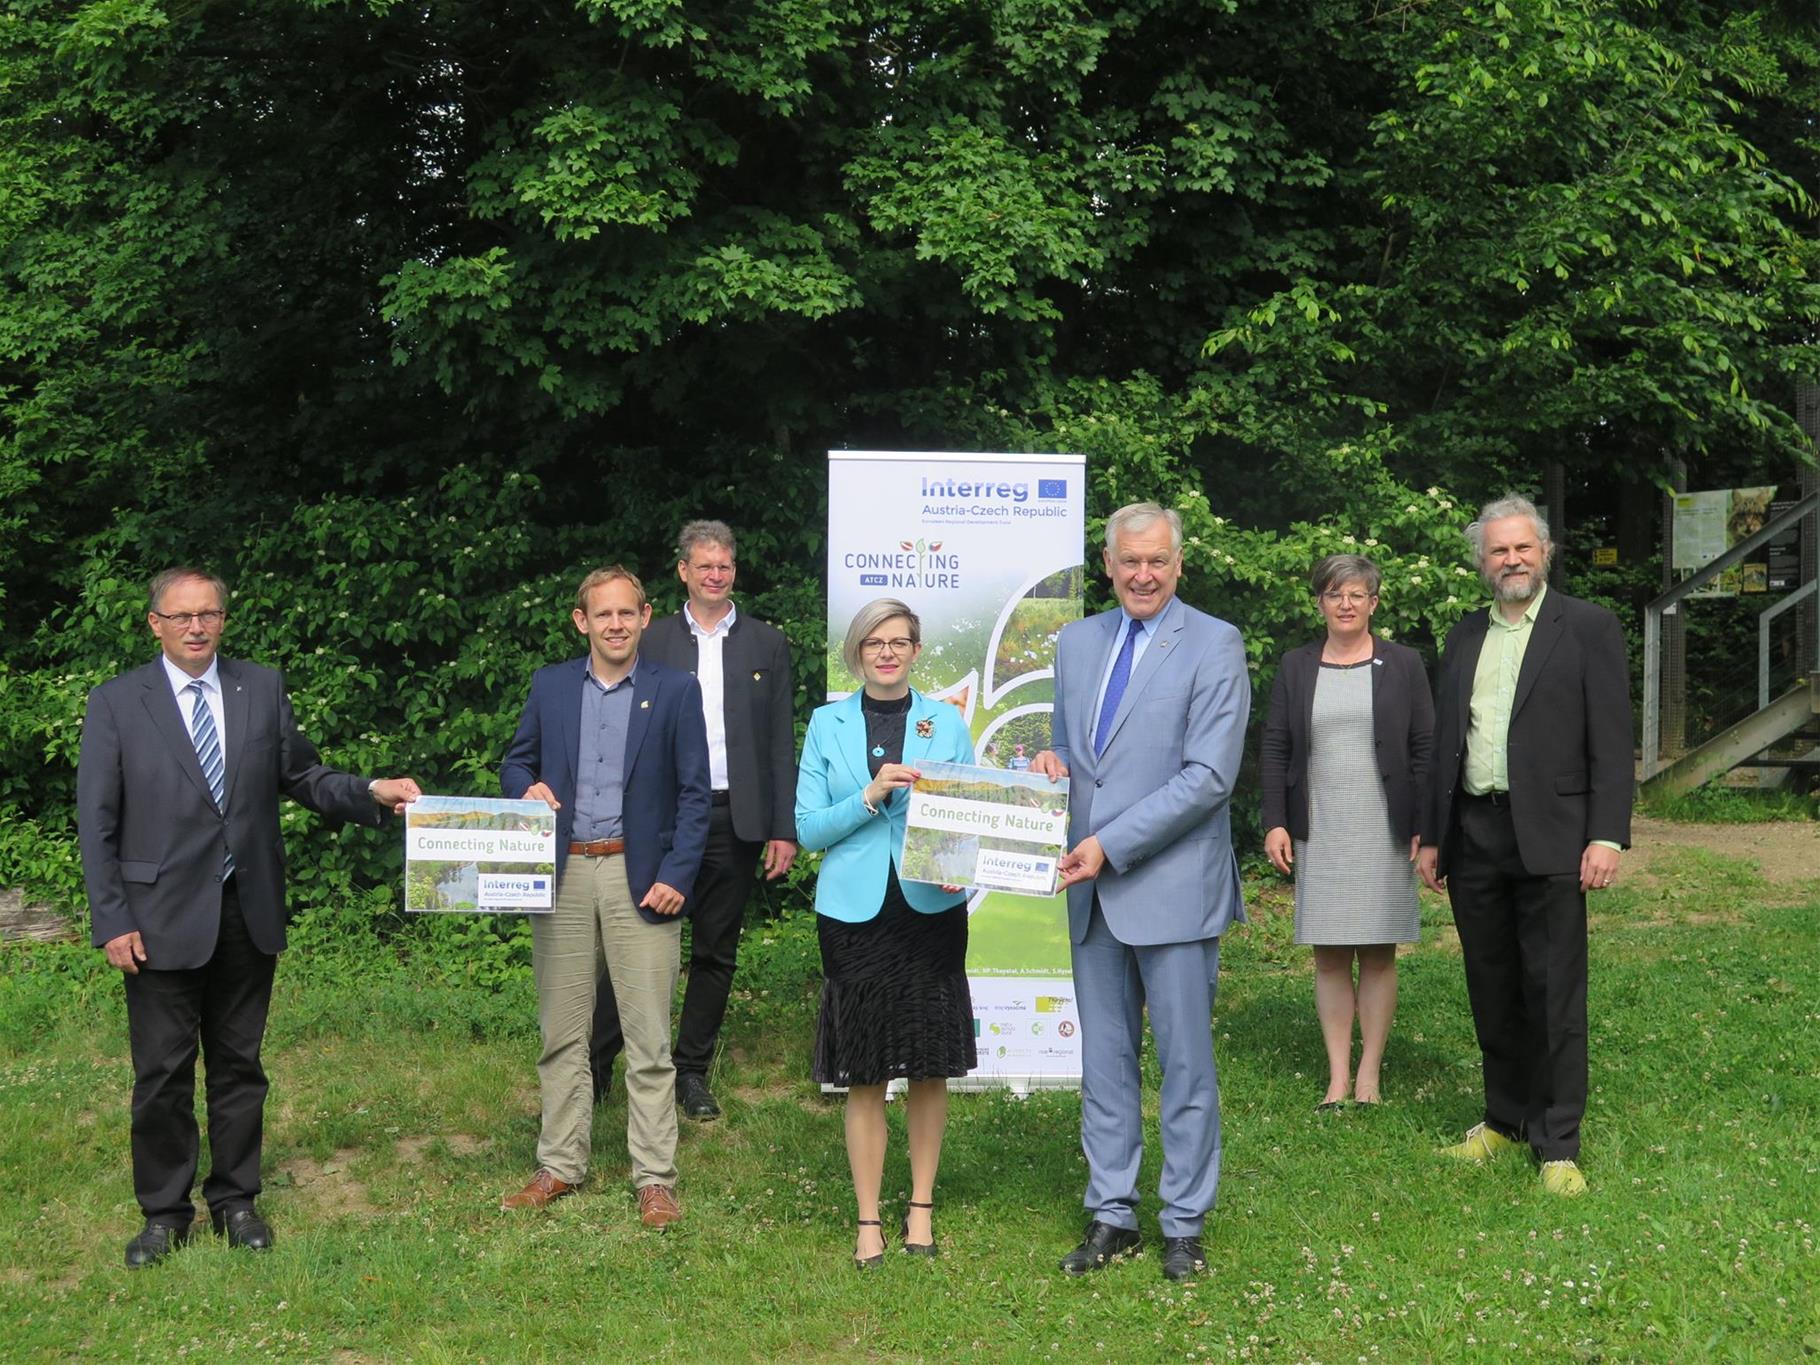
[826,451,1085,1091]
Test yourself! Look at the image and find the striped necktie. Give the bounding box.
[187,680,234,877]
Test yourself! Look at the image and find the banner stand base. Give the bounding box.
[820,1075,1079,1099]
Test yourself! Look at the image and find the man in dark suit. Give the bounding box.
[500,566,710,1227]
[78,568,420,1269]
[590,520,797,1119]
[1419,494,1633,1197]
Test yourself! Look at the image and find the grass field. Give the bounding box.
[1,837,1815,1362]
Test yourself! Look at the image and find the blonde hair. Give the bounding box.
[574,565,647,612]
[841,598,921,676]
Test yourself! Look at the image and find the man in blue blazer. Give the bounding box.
[1032,502,1251,1282]
[499,566,711,1228]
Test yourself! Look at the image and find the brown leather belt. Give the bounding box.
[568,838,625,857]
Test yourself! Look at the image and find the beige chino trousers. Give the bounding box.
[532,852,680,1190]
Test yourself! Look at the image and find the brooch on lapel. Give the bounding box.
[915,718,935,738]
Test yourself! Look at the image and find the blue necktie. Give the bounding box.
[1093,619,1144,755]
[188,681,234,878]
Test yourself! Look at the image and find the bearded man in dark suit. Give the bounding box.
[1419,495,1633,1197]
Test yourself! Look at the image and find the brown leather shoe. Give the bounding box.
[637,1183,682,1229]
[501,1169,574,1211]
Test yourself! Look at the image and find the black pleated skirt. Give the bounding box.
[813,869,977,1087]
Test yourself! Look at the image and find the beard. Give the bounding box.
[1483,564,1542,603]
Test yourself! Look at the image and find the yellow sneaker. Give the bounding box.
[1438,1122,1520,1163]
[1540,1160,1587,1196]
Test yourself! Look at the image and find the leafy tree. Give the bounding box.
[3,0,1815,933]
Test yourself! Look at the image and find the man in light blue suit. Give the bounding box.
[1032,501,1251,1282]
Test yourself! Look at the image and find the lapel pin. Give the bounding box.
[753,671,762,681]
[915,718,935,738]
[640,699,651,709]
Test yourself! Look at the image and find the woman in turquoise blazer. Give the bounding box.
[796,597,976,1268]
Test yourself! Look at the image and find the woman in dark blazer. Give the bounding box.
[1259,554,1433,1108]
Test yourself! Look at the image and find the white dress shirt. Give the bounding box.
[163,655,226,751]
[685,601,737,791]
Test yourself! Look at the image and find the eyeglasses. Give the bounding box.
[1320,591,1373,608]
[860,637,916,656]
[152,610,226,627]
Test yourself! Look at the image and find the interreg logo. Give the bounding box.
[918,471,1070,521]
[846,536,962,590]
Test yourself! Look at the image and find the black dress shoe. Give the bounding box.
[676,1073,721,1121]
[125,1221,191,1269]
[212,1207,274,1251]
[1059,1219,1140,1275]
[1160,1235,1206,1282]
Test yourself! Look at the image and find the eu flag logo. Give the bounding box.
[1037,479,1066,499]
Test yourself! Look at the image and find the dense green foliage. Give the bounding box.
[4,0,1818,929]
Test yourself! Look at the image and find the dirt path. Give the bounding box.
[1626,815,1819,886]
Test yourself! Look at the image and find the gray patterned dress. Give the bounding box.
[1292,661,1420,945]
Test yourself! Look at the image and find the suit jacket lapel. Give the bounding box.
[139,663,213,804]
[1067,613,1120,756]
[219,658,250,809]
[1511,593,1565,720]
[1297,642,1321,747]
[622,662,655,780]
[558,658,585,794]
[1101,598,1183,753]
[721,614,755,733]
[1452,613,1490,735]
[832,691,871,791]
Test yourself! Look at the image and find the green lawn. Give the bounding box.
[2,842,1816,1361]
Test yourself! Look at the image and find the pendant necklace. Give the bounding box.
[871,744,886,757]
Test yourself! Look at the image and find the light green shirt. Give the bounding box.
[1463,584,1545,796]
[1463,582,1618,852]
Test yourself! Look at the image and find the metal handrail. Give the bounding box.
[1642,491,1818,776]
[1760,580,1818,709]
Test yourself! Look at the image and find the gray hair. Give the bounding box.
[1310,553,1381,598]
[148,567,228,614]
[1465,494,1551,560]
[841,597,922,676]
[1104,501,1183,557]
[677,519,735,565]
